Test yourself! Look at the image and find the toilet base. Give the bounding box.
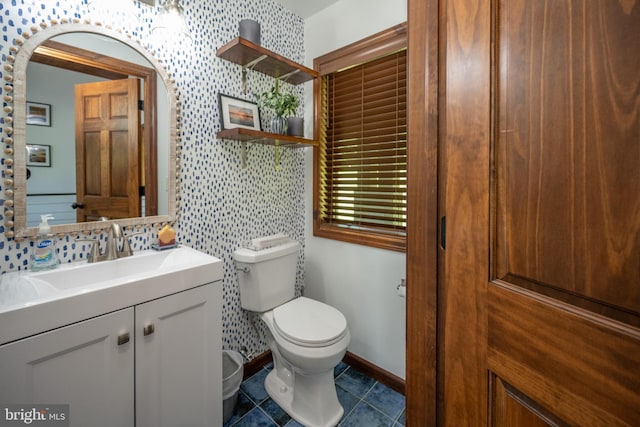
[264,369,344,427]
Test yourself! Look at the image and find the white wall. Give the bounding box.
[302,0,407,379]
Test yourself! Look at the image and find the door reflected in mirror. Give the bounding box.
[24,32,170,227]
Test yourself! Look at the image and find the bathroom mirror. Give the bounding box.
[6,21,178,239]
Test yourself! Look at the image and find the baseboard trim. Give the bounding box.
[242,350,405,395]
[343,351,405,396]
[243,350,273,380]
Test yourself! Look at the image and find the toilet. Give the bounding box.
[234,238,350,427]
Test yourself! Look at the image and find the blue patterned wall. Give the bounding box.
[0,0,307,355]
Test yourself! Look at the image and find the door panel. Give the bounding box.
[437,0,640,425]
[495,0,640,319]
[84,131,102,195]
[488,283,640,426]
[75,78,140,222]
[111,130,132,196]
[492,376,561,427]
[490,0,640,425]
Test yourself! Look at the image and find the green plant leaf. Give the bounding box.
[255,84,299,117]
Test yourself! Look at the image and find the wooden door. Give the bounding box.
[75,78,140,222]
[435,0,640,426]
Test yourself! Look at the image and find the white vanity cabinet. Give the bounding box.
[136,283,221,427]
[0,307,135,427]
[0,283,222,427]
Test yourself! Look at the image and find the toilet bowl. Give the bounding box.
[234,238,350,427]
[260,297,350,426]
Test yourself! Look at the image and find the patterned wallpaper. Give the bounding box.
[0,0,307,355]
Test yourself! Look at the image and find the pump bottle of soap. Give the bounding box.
[30,214,60,272]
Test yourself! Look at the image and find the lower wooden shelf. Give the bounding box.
[216,128,317,147]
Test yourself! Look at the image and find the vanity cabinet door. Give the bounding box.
[0,307,135,427]
[135,284,222,427]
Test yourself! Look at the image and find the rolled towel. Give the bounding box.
[248,233,290,250]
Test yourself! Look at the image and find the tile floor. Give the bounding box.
[224,361,406,427]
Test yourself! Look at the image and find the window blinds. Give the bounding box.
[319,49,407,236]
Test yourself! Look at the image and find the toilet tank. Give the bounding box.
[233,240,300,312]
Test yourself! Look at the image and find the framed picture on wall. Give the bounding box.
[26,144,51,167]
[218,93,261,131]
[26,101,51,126]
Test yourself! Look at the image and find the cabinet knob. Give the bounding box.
[143,324,155,336]
[117,332,130,346]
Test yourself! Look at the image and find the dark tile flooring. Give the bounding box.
[224,361,406,427]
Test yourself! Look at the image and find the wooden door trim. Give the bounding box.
[437,0,492,424]
[406,0,440,425]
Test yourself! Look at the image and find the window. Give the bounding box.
[313,23,407,252]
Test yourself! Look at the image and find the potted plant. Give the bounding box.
[255,81,299,135]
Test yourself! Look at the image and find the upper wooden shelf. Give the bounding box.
[216,37,319,85]
[216,128,318,148]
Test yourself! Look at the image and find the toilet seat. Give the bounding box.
[273,297,347,348]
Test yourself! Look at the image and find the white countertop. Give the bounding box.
[0,246,223,345]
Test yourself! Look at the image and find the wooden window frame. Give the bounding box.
[313,22,408,252]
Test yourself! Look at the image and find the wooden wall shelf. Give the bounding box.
[216,37,319,85]
[216,128,317,148]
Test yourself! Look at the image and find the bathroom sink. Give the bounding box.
[0,246,222,345]
[23,246,205,291]
[0,275,57,308]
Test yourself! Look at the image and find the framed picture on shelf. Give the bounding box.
[26,101,51,126]
[26,144,51,167]
[218,93,261,131]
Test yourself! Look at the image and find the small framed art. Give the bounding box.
[26,101,52,126]
[218,93,261,131]
[26,144,51,167]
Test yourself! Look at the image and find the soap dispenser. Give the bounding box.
[30,214,60,272]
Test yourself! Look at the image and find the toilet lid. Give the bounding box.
[273,297,347,347]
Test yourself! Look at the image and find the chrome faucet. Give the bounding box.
[80,223,134,263]
[104,223,134,260]
[105,223,123,261]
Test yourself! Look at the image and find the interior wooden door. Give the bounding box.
[75,78,140,222]
[438,0,640,425]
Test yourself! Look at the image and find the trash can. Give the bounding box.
[222,350,244,424]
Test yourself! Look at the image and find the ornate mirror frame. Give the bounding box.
[2,19,180,240]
